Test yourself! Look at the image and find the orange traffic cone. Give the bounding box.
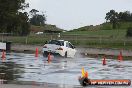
[118,51,123,62]
[1,50,6,58]
[35,48,38,57]
[102,56,106,65]
[47,53,51,63]
[85,71,88,78]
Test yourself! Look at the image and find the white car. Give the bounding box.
[42,40,76,58]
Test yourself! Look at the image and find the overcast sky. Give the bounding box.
[26,0,132,30]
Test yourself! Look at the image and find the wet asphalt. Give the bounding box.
[0,52,132,88]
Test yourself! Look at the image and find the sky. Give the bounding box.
[26,0,132,30]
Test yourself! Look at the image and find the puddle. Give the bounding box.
[0,52,132,87]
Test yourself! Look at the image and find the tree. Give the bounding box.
[30,9,39,17]
[0,0,30,35]
[105,10,118,29]
[16,12,30,36]
[126,27,132,37]
[118,11,132,22]
[29,9,46,26]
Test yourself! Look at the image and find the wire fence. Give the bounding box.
[0,33,132,49]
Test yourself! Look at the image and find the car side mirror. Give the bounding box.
[45,41,48,44]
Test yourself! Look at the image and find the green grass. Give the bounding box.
[63,29,127,38]
[62,29,132,49]
[1,36,47,45]
[1,28,132,50]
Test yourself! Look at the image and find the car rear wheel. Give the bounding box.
[43,52,48,57]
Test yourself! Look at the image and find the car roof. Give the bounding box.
[50,40,68,42]
[58,40,69,42]
[58,40,64,41]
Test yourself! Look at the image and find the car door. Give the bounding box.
[66,42,76,57]
[68,42,76,57]
[66,42,71,57]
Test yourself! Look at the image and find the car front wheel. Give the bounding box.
[65,52,67,58]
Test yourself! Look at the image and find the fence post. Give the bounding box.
[124,41,126,46]
[25,35,28,44]
[99,36,102,44]
[2,33,4,42]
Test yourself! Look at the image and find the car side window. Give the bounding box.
[60,41,64,46]
[69,42,74,49]
[56,41,61,45]
[48,40,63,46]
[66,42,74,49]
[66,42,70,47]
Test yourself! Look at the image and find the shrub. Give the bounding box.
[126,27,132,37]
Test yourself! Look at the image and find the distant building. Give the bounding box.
[35,32,43,35]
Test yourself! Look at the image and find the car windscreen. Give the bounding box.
[48,40,64,46]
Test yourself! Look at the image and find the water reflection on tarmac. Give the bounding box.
[0,52,132,88]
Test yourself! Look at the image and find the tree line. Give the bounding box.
[105,10,132,29]
[0,0,46,36]
[29,9,46,26]
[1,1,132,36]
